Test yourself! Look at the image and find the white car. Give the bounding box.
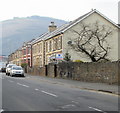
[10,66,24,77]
[6,64,17,75]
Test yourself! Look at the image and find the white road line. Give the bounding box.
[17,83,29,88]
[0,109,4,112]
[41,90,58,97]
[88,106,107,113]
[35,88,39,91]
[72,101,79,104]
[8,80,14,83]
[61,104,75,109]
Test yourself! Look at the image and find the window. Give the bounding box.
[28,59,30,66]
[40,56,42,67]
[49,40,52,52]
[55,38,58,50]
[48,41,49,52]
[40,43,42,53]
[37,58,39,66]
[46,42,48,52]
[28,48,31,54]
[60,36,62,49]
[38,44,40,53]
[51,40,53,51]
[53,39,56,51]
[23,49,26,55]
[53,38,58,51]
[58,36,62,50]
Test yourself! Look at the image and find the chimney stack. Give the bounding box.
[48,22,57,32]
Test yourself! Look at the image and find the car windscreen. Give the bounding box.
[8,65,16,68]
[12,67,22,70]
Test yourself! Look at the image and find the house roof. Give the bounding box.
[32,9,120,44]
[31,31,50,44]
[61,9,120,32]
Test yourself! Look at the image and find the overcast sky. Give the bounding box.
[0,0,119,23]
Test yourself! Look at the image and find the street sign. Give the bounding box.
[56,54,63,60]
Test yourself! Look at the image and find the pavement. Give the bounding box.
[25,73,119,95]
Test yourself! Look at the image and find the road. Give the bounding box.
[1,73,119,112]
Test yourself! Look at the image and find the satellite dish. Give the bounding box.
[67,41,72,45]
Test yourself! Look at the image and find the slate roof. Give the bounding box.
[32,9,120,45]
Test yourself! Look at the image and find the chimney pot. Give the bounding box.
[48,22,57,32]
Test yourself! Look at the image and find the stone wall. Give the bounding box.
[27,66,46,76]
[45,63,55,77]
[57,61,119,84]
[26,61,119,84]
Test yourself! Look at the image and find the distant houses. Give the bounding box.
[8,9,120,67]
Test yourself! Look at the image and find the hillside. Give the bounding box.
[2,16,67,55]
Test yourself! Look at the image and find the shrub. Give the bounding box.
[74,60,83,62]
[63,52,71,62]
[21,63,28,68]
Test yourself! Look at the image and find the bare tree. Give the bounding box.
[68,21,114,62]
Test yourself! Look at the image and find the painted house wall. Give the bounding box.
[63,12,119,62]
[32,40,44,67]
[44,34,63,65]
[22,45,32,67]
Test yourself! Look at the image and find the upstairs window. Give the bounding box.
[46,42,48,53]
[49,40,52,52]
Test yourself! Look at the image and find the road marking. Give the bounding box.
[8,80,14,83]
[35,88,39,91]
[0,109,4,112]
[88,106,107,113]
[41,90,58,97]
[61,104,75,109]
[17,83,29,88]
[72,101,79,104]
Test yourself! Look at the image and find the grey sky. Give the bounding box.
[0,0,119,23]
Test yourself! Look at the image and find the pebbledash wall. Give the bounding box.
[27,61,119,85]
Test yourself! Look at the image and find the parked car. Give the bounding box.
[1,67,6,72]
[10,66,24,77]
[6,64,17,75]
[0,67,1,72]
[0,62,7,72]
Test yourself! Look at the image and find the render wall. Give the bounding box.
[63,12,119,62]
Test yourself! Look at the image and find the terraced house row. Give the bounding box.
[8,9,120,67]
